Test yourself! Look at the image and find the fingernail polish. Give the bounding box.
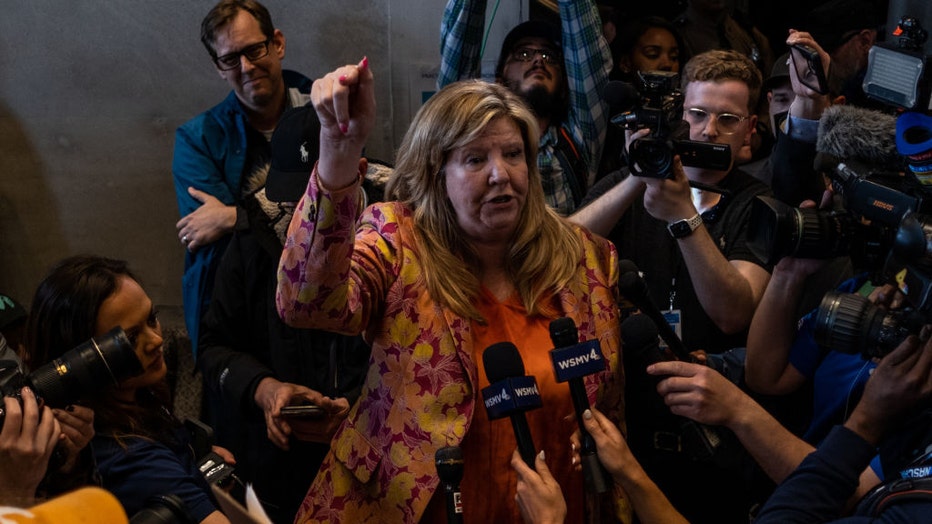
[583,409,593,420]
[360,56,369,70]
[339,123,349,134]
[339,74,347,83]
[538,450,546,461]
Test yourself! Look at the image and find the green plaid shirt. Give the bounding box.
[439,0,611,215]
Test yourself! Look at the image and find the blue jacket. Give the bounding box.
[171,70,312,357]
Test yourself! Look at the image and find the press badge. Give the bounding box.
[660,309,682,351]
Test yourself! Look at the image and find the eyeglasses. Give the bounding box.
[683,107,749,135]
[214,39,271,71]
[509,47,562,66]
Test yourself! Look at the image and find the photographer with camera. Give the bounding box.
[755,330,932,522]
[574,48,771,356]
[0,387,60,507]
[572,49,772,523]
[24,256,234,523]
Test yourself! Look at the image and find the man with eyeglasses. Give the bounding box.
[172,0,312,358]
[439,0,611,216]
[572,49,773,522]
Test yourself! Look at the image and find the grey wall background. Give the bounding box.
[0,1,525,309]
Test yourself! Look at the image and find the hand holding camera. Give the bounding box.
[0,388,60,507]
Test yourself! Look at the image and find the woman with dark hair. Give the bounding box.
[610,16,685,81]
[24,255,231,524]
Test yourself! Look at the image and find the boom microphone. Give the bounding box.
[481,342,542,467]
[435,446,464,524]
[816,104,900,167]
[548,318,609,494]
[617,259,693,361]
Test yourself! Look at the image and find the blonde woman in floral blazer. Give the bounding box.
[277,58,628,523]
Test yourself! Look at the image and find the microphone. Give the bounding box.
[481,342,542,467]
[8,487,129,523]
[604,80,641,113]
[435,446,464,524]
[548,318,610,494]
[816,104,899,167]
[620,314,724,462]
[616,259,693,362]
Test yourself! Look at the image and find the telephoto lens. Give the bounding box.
[748,196,856,265]
[814,291,920,358]
[29,327,143,408]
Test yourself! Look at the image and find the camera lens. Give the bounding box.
[814,291,911,358]
[28,327,143,408]
[748,196,856,265]
[629,137,675,179]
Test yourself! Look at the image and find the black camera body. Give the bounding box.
[610,71,731,178]
[184,418,237,489]
[0,327,142,422]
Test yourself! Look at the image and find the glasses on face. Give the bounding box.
[683,107,749,135]
[509,47,562,67]
[214,39,271,71]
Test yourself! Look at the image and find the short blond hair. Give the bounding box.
[681,49,762,112]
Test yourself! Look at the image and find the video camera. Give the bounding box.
[608,71,731,179]
[0,327,142,423]
[748,1,932,359]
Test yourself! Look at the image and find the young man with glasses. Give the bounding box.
[571,49,773,522]
[439,0,611,215]
[171,0,312,358]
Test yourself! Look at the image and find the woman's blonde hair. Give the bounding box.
[385,80,583,321]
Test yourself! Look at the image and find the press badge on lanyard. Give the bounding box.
[661,278,683,351]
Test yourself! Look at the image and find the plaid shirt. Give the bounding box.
[439,0,611,214]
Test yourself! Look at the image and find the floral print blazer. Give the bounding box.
[277,170,625,523]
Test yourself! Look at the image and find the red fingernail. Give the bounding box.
[339,74,347,83]
[339,123,349,134]
[360,56,369,70]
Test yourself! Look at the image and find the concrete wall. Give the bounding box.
[0,0,525,309]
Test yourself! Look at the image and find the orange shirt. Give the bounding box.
[423,287,583,522]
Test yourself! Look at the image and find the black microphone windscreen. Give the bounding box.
[617,269,648,302]
[618,258,639,276]
[604,81,640,112]
[621,314,660,360]
[483,342,525,382]
[435,446,464,484]
[548,317,578,348]
[816,104,899,166]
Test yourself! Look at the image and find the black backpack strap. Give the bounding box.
[553,126,588,206]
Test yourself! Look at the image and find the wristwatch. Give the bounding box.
[667,213,703,239]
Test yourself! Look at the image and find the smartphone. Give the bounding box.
[790,44,828,95]
[279,404,326,419]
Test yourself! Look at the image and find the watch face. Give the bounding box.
[668,215,701,238]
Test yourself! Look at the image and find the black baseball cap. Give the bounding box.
[266,104,322,202]
[495,19,562,78]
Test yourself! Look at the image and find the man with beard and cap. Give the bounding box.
[439,0,611,215]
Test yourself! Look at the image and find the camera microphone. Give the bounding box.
[481,342,542,467]
[548,318,610,494]
[621,314,724,462]
[604,80,641,116]
[435,446,464,524]
[617,259,693,362]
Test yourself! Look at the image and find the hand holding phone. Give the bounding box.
[279,404,326,419]
[790,43,829,95]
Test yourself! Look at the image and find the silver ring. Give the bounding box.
[182,235,189,244]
